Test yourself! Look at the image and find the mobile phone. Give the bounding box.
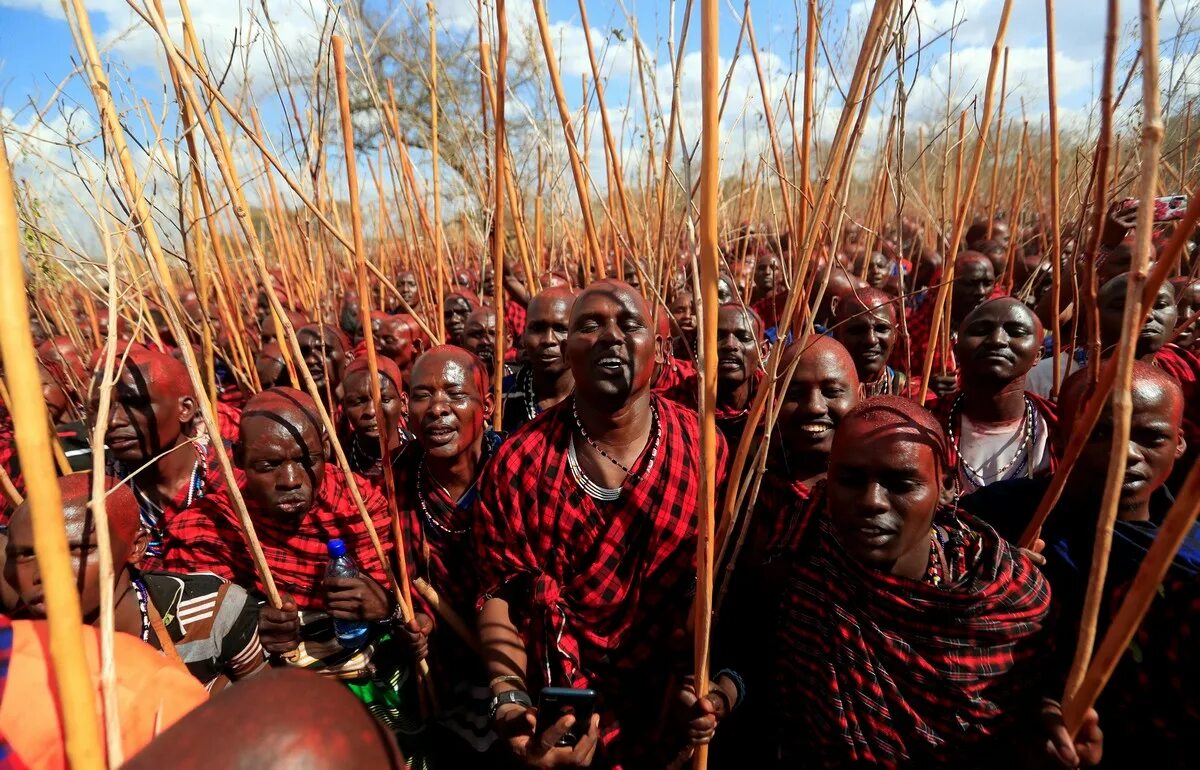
[535,687,597,747]
[1116,194,1188,222]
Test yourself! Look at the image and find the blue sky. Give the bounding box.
[0,0,1195,248]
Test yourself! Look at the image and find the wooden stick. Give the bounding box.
[693,0,721,765]
[532,0,603,275]
[413,578,481,655]
[492,0,508,428]
[75,0,281,609]
[986,48,1010,234]
[1061,0,1163,705]
[0,115,104,770]
[428,1,445,342]
[332,35,416,623]
[1062,458,1200,735]
[1045,0,1064,396]
[917,0,1014,402]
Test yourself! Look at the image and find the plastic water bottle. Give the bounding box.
[326,539,369,649]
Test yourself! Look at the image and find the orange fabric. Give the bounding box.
[0,621,206,769]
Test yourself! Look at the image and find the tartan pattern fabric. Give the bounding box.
[653,356,699,408]
[895,293,944,376]
[473,395,727,765]
[776,503,1051,768]
[756,469,815,557]
[504,299,527,340]
[163,464,393,610]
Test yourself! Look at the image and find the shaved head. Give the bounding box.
[573,279,653,326]
[239,387,327,519]
[1059,360,1184,430]
[834,396,949,473]
[833,287,897,325]
[411,345,490,398]
[779,333,858,379]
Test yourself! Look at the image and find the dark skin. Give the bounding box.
[753,253,782,299]
[857,251,890,289]
[716,306,763,412]
[341,369,404,453]
[376,316,417,371]
[444,296,474,345]
[773,336,861,487]
[484,281,733,766]
[397,271,420,307]
[463,307,508,375]
[1170,278,1200,350]
[951,253,997,325]
[5,476,148,640]
[826,418,943,579]
[255,343,290,389]
[240,398,389,654]
[670,291,698,354]
[1098,275,1177,360]
[522,289,576,412]
[297,326,347,391]
[401,347,494,660]
[91,355,199,516]
[954,298,1043,422]
[1060,365,1186,521]
[833,292,898,384]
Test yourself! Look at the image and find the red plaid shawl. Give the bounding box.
[1154,343,1200,446]
[776,493,1051,768]
[473,395,727,765]
[653,356,699,408]
[163,464,392,610]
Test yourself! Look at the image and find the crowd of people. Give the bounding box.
[1,202,1197,769]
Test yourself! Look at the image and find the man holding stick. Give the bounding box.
[473,280,741,768]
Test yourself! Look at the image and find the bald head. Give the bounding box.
[94,343,198,464]
[573,279,652,325]
[1060,361,1183,431]
[1098,273,1177,357]
[524,287,576,377]
[776,336,861,460]
[834,396,949,473]
[955,297,1044,384]
[124,670,405,770]
[833,287,897,325]
[565,280,659,406]
[952,251,997,321]
[411,345,490,398]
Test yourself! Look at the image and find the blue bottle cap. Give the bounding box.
[327,539,346,558]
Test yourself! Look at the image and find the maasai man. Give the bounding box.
[339,356,410,483]
[480,262,529,339]
[474,280,741,768]
[444,292,477,347]
[855,250,891,290]
[397,269,421,312]
[502,287,576,433]
[255,342,291,389]
[939,298,1056,495]
[1170,276,1200,350]
[832,287,906,397]
[375,314,425,382]
[668,289,698,360]
[710,335,860,768]
[714,304,766,450]
[462,306,512,380]
[94,344,235,565]
[751,251,789,330]
[163,388,426,757]
[5,472,266,688]
[963,363,1189,766]
[395,346,503,763]
[124,669,407,770]
[773,397,1076,767]
[296,323,351,410]
[898,250,997,395]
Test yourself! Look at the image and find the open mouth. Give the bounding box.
[856,526,894,546]
[594,356,625,374]
[425,424,457,444]
[795,421,834,438]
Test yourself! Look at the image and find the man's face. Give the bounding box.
[564,283,659,404]
[835,304,897,381]
[827,427,941,573]
[716,307,761,389]
[951,259,996,319]
[1100,281,1177,357]
[397,271,419,305]
[755,254,782,294]
[376,318,412,363]
[407,353,489,461]
[717,276,735,305]
[1174,280,1200,350]
[955,300,1041,384]
[522,294,572,377]
[95,363,192,464]
[864,253,889,289]
[1073,381,1184,511]
[991,222,1011,249]
[239,411,326,521]
[444,298,472,343]
[670,293,698,337]
[462,310,499,373]
[776,341,860,458]
[5,499,140,621]
[341,370,402,444]
[298,328,343,389]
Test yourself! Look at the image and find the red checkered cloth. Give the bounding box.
[163,464,392,610]
[776,493,1051,767]
[1153,343,1200,447]
[504,299,527,340]
[0,418,16,526]
[752,290,788,330]
[927,390,1061,476]
[473,395,727,767]
[653,356,699,408]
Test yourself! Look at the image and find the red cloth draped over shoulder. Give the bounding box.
[776,489,1052,768]
[653,356,699,408]
[751,290,788,330]
[928,390,1061,473]
[472,395,727,766]
[504,299,526,341]
[1153,343,1200,446]
[163,464,392,610]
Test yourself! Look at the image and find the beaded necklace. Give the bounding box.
[130,575,151,643]
[568,400,662,500]
[521,367,539,422]
[416,460,469,536]
[947,393,1036,488]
